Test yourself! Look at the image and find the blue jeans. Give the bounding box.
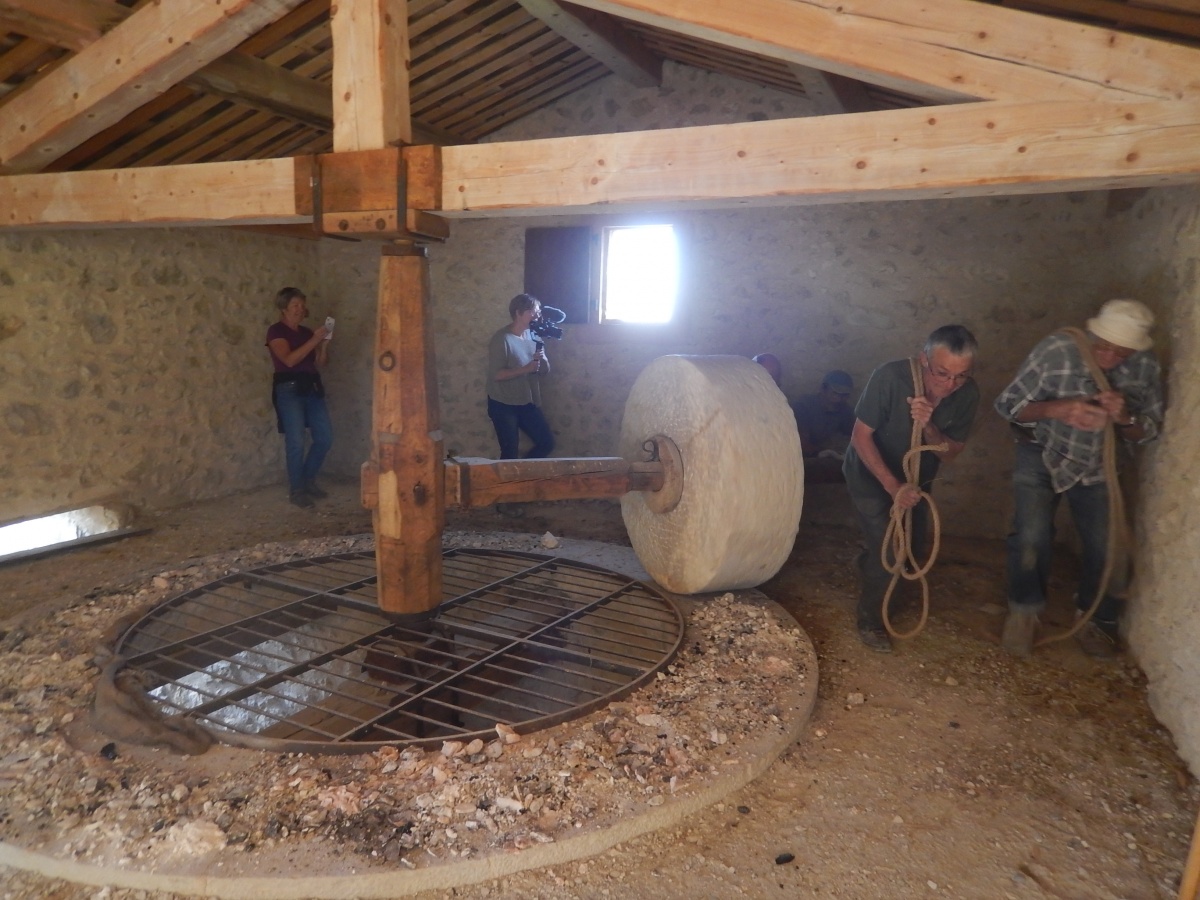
[1006,442,1122,625]
[851,491,929,632]
[487,397,554,460]
[274,382,333,493]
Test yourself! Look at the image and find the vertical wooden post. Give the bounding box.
[330,0,412,153]
[372,241,444,617]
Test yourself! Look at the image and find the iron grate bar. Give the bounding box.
[115,549,684,753]
[336,577,647,742]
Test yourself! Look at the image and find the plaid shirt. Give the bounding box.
[994,332,1163,492]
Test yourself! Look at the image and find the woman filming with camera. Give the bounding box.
[486,293,556,515]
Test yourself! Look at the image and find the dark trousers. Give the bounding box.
[487,397,555,460]
[851,491,929,632]
[1006,441,1123,625]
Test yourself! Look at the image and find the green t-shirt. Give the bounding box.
[843,358,979,502]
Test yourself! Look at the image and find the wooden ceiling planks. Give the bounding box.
[2,0,1200,172]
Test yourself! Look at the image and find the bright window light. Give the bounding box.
[0,506,122,561]
[601,224,678,324]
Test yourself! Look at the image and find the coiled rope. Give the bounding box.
[1033,326,1131,647]
[880,357,948,640]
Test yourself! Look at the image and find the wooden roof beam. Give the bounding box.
[0,0,332,132]
[0,0,310,174]
[0,0,124,51]
[438,98,1200,214]
[0,146,444,233]
[562,0,1200,103]
[6,98,1200,231]
[0,158,309,229]
[516,0,662,88]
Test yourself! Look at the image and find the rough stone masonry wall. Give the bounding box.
[320,62,1149,540]
[0,229,317,525]
[1124,186,1200,774]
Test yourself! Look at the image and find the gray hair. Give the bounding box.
[924,324,978,359]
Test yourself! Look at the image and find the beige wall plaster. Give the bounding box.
[0,229,317,524]
[1124,186,1200,775]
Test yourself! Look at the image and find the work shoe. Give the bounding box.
[1075,615,1119,659]
[289,490,315,509]
[857,625,893,654]
[303,481,328,499]
[1001,607,1039,657]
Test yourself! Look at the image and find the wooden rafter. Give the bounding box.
[998,0,1200,41]
[0,0,124,51]
[515,0,662,87]
[563,0,1200,102]
[0,0,333,133]
[0,0,310,174]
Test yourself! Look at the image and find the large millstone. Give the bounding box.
[619,355,805,594]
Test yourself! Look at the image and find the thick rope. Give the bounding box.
[1033,327,1131,647]
[880,357,948,640]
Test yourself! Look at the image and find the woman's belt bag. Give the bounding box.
[273,371,324,398]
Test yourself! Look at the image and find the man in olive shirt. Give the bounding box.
[843,325,980,652]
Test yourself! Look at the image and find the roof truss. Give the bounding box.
[4,0,1200,227]
[0,0,311,174]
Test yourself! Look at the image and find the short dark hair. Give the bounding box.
[509,293,540,319]
[275,286,306,311]
[924,325,978,359]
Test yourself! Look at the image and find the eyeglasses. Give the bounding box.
[924,363,972,385]
[1093,339,1135,361]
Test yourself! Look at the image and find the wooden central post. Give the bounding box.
[370,241,444,617]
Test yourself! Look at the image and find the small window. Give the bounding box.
[0,505,135,565]
[601,224,678,324]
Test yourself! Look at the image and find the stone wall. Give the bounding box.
[1124,186,1200,774]
[0,229,317,524]
[320,63,1149,539]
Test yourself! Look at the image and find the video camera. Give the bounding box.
[530,305,566,341]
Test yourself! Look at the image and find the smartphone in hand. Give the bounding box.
[324,316,335,340]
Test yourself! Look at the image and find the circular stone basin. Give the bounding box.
[0,534,817,899]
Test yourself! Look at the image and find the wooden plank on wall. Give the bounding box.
[0,158,307,228]
[563,0,1200,103]
[439,98,1200,213]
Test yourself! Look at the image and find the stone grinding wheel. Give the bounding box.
[619,355,805,594]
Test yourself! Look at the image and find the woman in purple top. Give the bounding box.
[265,287,333,508]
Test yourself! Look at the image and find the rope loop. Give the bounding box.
[1033,327,1131,647]
[881,357,946,641]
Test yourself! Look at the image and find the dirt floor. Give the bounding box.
[0,479,1197,899]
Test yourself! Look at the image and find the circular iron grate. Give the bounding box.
[114,549,685,753]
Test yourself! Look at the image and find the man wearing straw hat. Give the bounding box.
[994,299,1164,658]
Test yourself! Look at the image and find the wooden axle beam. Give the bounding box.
[362,456,666,511]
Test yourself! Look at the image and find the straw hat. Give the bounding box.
[1086,299,1154,352]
